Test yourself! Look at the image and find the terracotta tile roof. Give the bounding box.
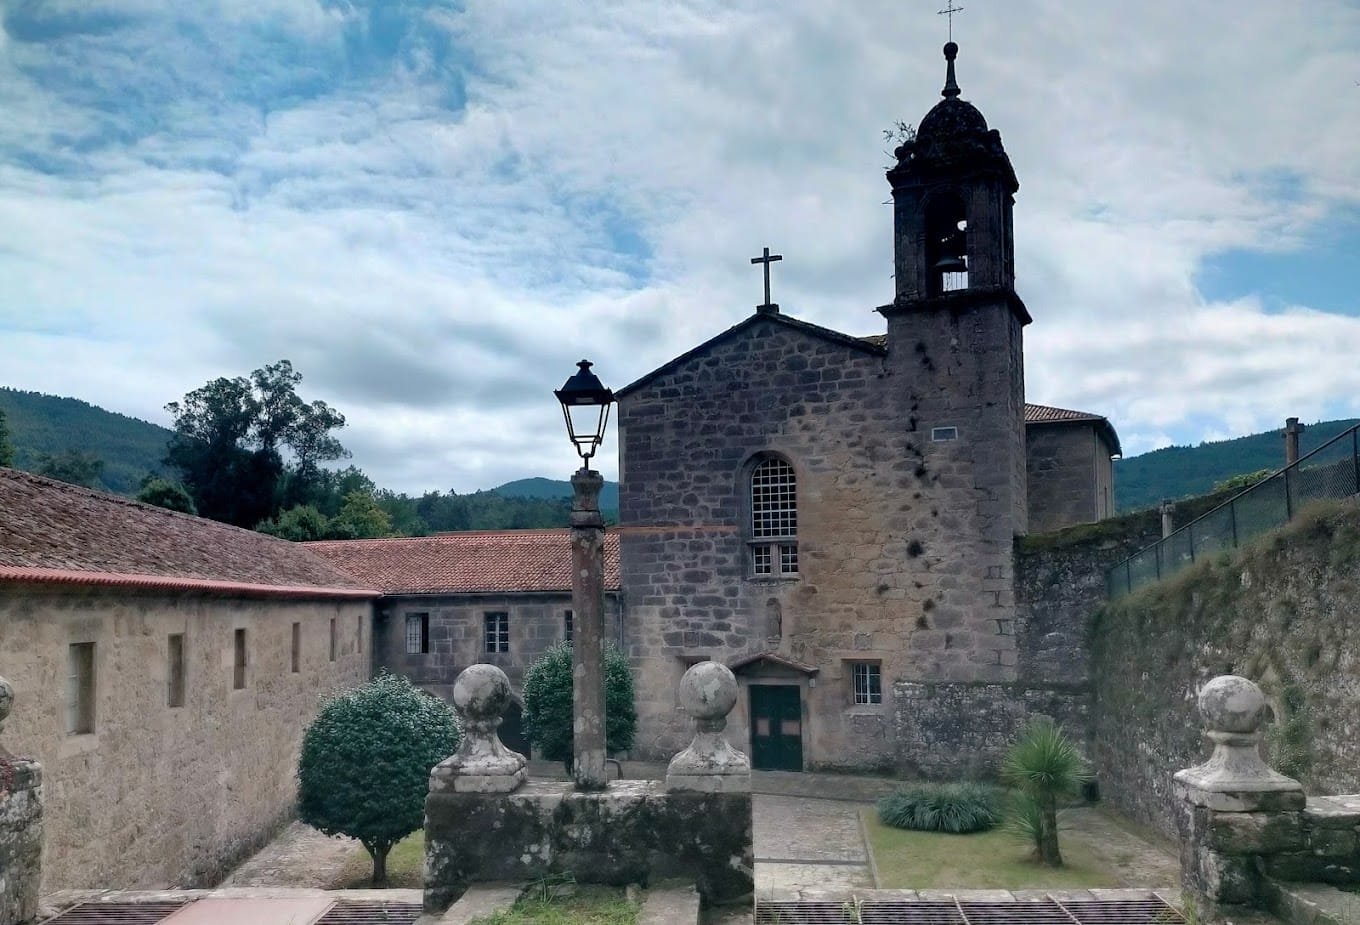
[306,530,622,595]
[1025,403,1122,456]
[0,467,376,599]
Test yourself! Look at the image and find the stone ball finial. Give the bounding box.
[1198,675,1266,735]
[452,663,513,728]
[0,675,12,733]
[678,661,738,722]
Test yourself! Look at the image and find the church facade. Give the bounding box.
[615,43,1118,772]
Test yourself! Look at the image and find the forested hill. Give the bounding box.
[1114,417,1360,512]
[0,387,171,494]
[493,477,620,518]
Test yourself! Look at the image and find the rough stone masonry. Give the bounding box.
[0,675,43,925]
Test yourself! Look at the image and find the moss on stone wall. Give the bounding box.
[1090,498,1360,837]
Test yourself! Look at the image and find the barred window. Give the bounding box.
[564,609,574,644]
[484,612,509,653]
[852,662,882,706]
[750,457,798,576]
[405,613,430,655]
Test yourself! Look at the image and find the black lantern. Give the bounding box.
[554,359,614,465]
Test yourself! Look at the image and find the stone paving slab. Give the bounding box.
[638,885,701,925]
[437,883,523,925]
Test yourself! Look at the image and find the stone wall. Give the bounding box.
[1091,500,1360,838]
[1027,423,1109,534]
[374,592,622,698]
[0,584,370,890]
[619,306,1026,771]
[1,676,42,925]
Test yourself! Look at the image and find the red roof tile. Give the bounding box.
[306,530,621,595]
[1024,403,1105,424]
[0,467,376,598]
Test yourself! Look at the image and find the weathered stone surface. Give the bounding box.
[1,676,42,925]
[429,664,526,793]
[1,587,370,890]
[667,663,750,789]
[424,781,753,912]
[1206,811,1304,855]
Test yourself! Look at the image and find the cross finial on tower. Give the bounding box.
[750,247,783,314]
[938,1,963,42]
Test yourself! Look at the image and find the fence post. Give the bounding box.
[1188,522,1195,563]
[1230,501,1239,548]
[1155,544,1162,580]
[1284,467,1294,520]
[1125,560,1132,595]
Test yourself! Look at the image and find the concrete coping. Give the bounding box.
[437,883,524,925]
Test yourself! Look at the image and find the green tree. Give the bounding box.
[36,449,105,488]
[328,489,395,539]
[136,477,197,514]
[522,642,637,770]
[1001,718,1091,867]
[165,360,348,527]
[0,408,14,468]
[258,504,331,541]
[298,674,459,885]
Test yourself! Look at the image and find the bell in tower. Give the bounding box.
[884,41,1027,320]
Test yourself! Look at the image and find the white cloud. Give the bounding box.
[0,0,1358,494]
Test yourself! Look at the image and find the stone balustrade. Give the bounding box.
[424,661,754,912]
[0,675,43,925]
[1175,675,1360,919]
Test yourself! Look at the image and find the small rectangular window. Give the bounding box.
[564,609,574,644]
[291,622,301,673]
[852,662,882,706]
[931,426,959,442]
[329,618,337,662]
[356,613,364,655]
[67,642,96,734]
[484,612,509,654]
[780,544,799,574]
[233,628,247,690]
[752,545,773,576]
[406,613,430,655]
[167,633,185,708]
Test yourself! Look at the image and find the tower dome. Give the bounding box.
[889,42,1017,192]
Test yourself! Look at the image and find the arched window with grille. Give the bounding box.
[750,457,798,577]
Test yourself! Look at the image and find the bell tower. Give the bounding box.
[878,40,1030,539]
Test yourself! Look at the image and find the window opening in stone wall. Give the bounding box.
[167,633,185,708]
[926,194,969,296]
[66,641,96,734]
[931,426,959,442]
[356,612,364,654]
[406,613,430,655]
[233,628,247,690]
[485,612,510,653]
[329,617,337,662]
[291,622,301,673]
[852,662,882,705]
[751,457,798,577]
[564,609,574,644]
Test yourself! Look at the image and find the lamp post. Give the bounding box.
[554,359,614,791]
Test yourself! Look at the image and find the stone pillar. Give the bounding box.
[0,676,43,925]
[666,662,751,793]
[1173,675,1305,916]
[429,664,527,794]
[1160,499,1175,539]
[570,467,608,791]
[1284,417,1305,466]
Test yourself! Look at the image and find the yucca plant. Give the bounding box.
[876,782,1003,834]
[1000,718,1091,866]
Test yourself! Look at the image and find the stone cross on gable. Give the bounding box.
[751,246,782,314]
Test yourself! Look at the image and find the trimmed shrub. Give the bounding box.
[876,782,1003,834]
[522,641,637,769]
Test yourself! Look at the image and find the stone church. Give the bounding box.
[613,42,1119,771]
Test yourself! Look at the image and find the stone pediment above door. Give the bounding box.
[728,650,819,681]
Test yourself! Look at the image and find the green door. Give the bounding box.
[749,685,803,771]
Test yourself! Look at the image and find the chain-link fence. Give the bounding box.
[1107,424,1360,598]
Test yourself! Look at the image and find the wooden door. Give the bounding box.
[749,684,803,771]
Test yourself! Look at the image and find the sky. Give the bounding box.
[1,0,1358,495]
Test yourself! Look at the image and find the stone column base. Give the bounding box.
[1,759,43,925]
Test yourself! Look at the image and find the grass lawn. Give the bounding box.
[473,885,639,925]
[332,831,425,889]
[863,810,1119,890]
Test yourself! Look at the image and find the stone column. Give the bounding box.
[0,676,43,925]
[666,662,751,793]
[1284,417,1305,466]
[570,468,607,791]
[1173,675,1305,916]
[429,664,527,794]
[1160,499,1175,539]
